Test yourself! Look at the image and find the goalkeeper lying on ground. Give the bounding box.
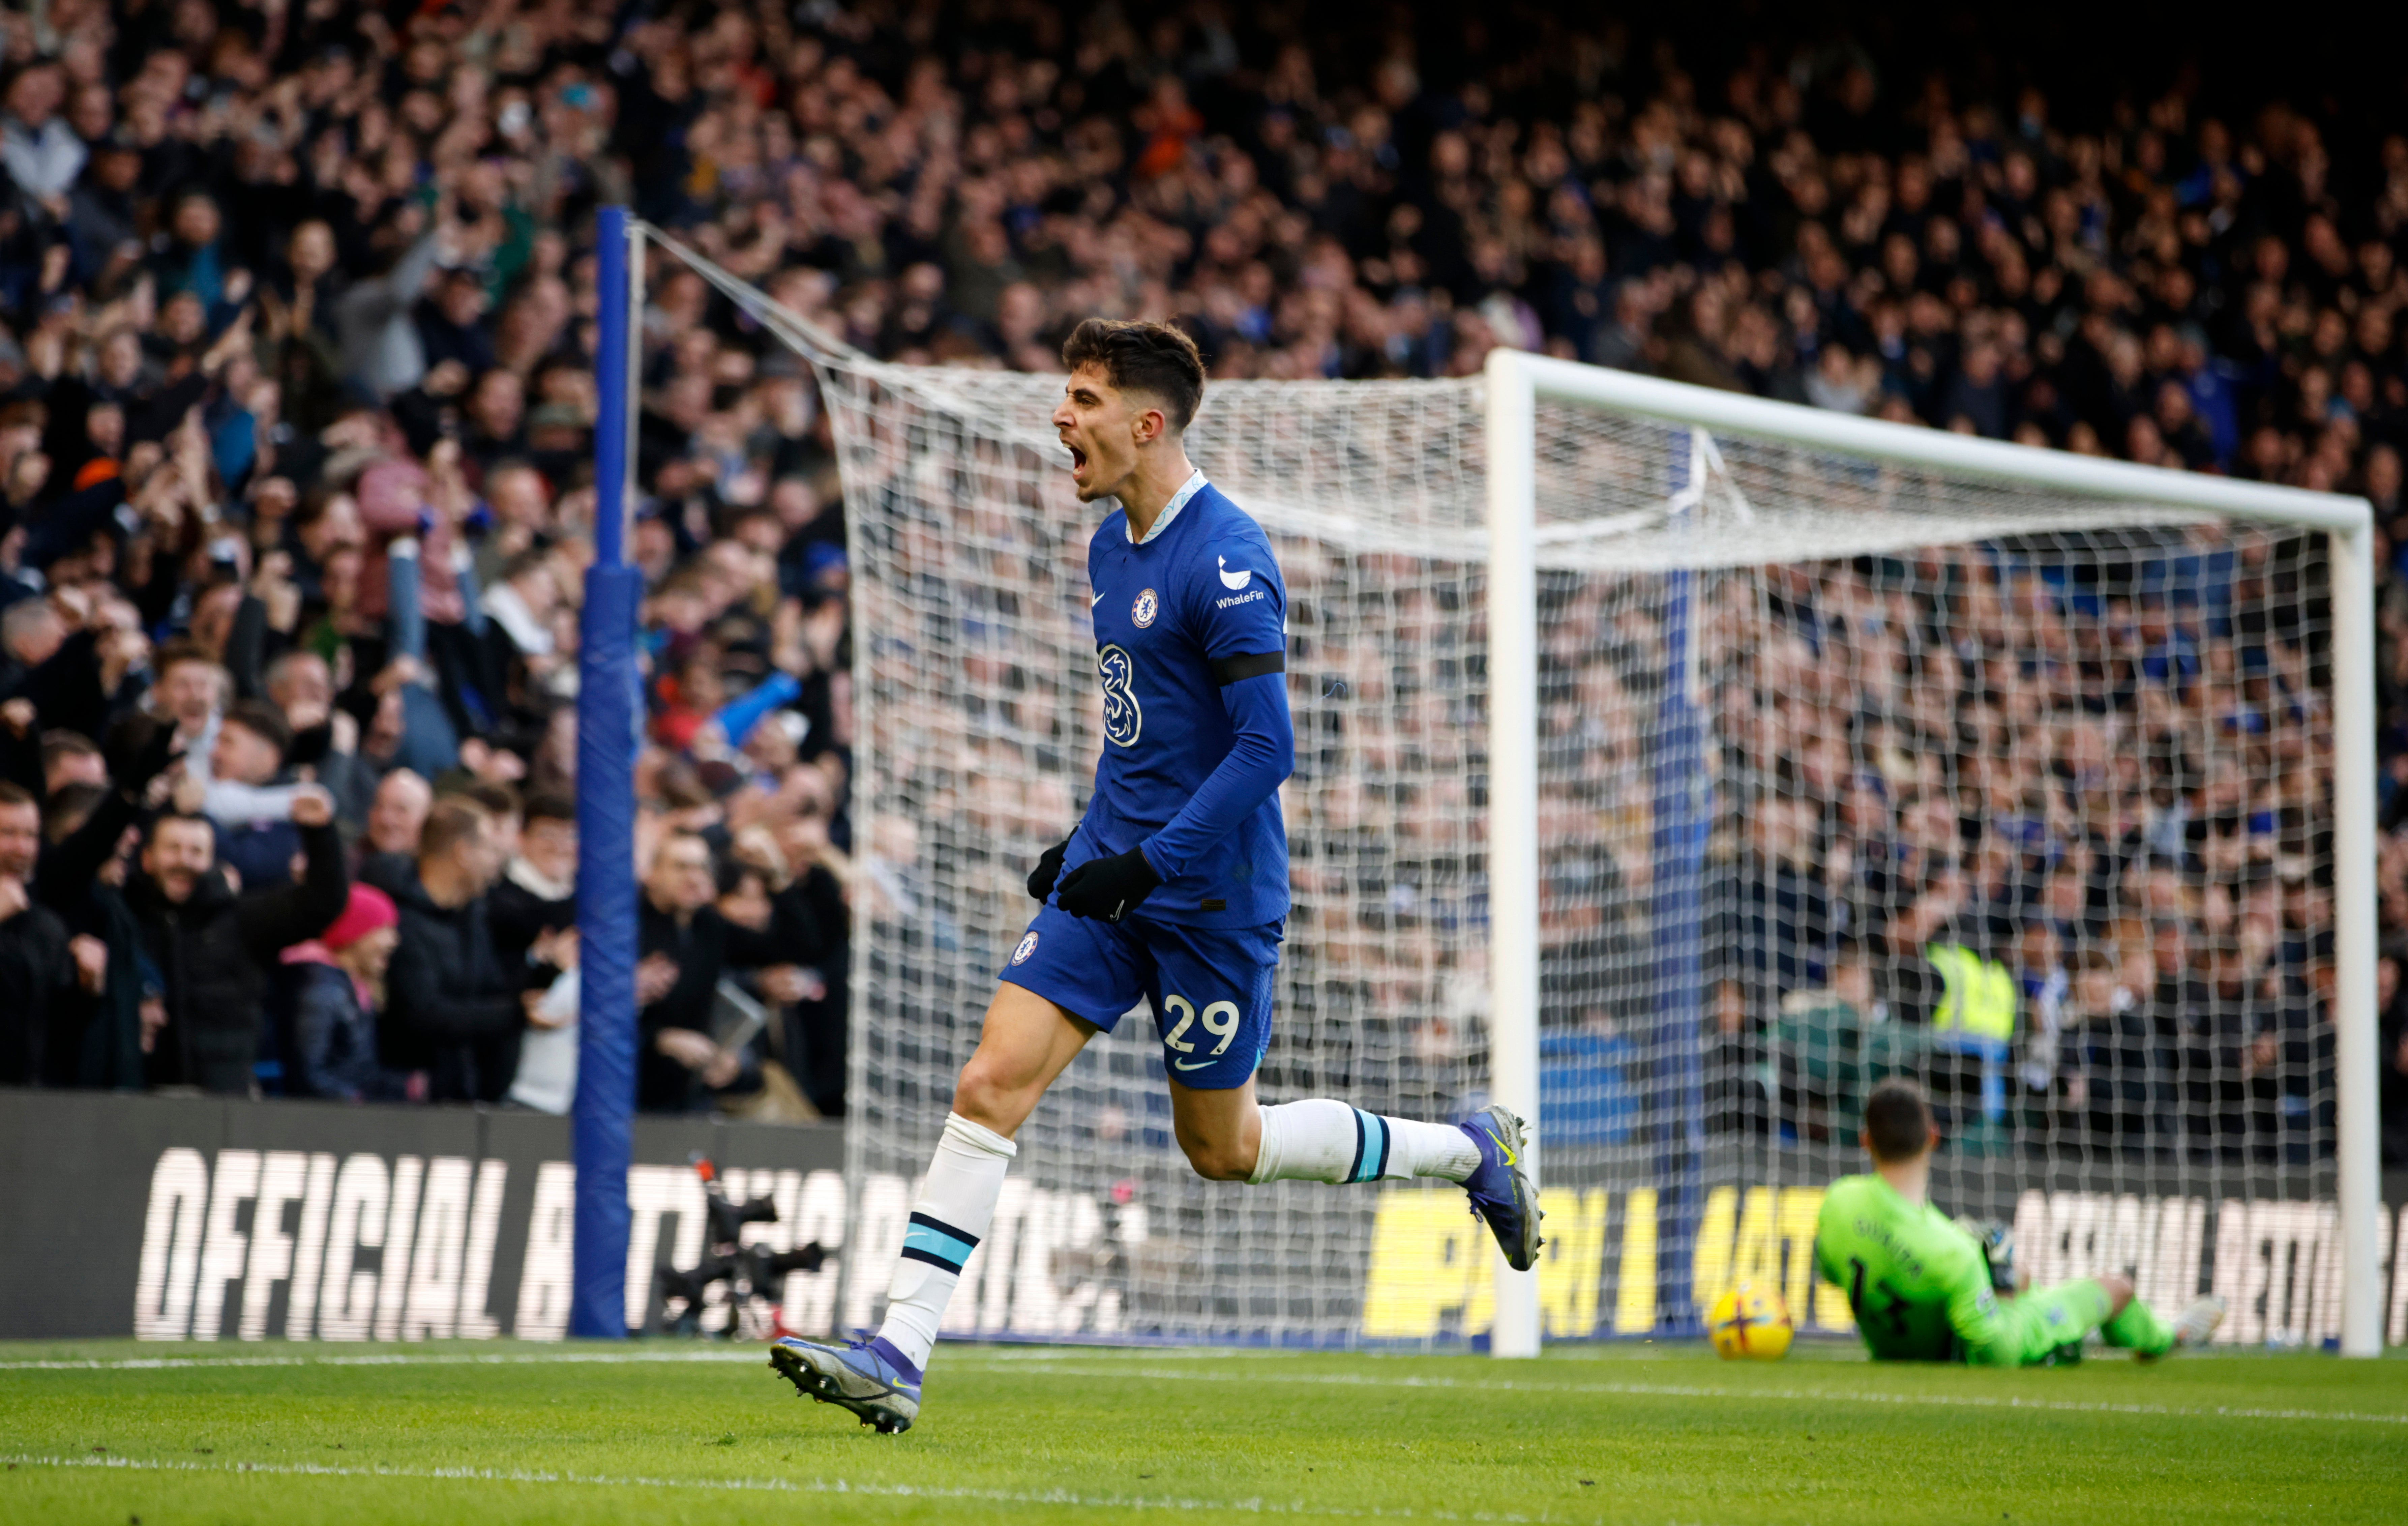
[1814,1078,2224,1364]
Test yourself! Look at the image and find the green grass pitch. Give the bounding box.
[4,1340,2404,1524]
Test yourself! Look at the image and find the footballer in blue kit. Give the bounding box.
[771,319,1539,1433]
[1005,456,1292,1090]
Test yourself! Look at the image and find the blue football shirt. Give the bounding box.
[1066,470,1294,928]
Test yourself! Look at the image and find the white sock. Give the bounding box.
[874,1112,1015,1372]
[1247,1099,1480,1185]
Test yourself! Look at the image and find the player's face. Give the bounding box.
[1051,364,1159,504]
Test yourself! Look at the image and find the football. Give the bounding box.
[1708,1283,1795,1361]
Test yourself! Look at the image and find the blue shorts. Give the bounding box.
[998,904,1281,1089]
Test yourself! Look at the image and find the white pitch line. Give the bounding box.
[0,1452,1597,1523]
[5,1348,2403,1428]
[0,1350,764,1373]
[0,1347,1257,1373]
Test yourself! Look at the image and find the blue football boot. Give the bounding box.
[1459,1105,1544,1272]
[769,1336,921,1433]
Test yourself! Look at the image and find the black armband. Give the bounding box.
[1209,651,1285,685]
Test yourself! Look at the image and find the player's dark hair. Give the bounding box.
[1061,318,1206,432]
[1862,1078,1935,1162]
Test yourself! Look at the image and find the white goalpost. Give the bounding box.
[633,228,2388,1362]
[1483,349,1544,1358]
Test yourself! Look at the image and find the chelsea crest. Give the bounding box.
[1131,587,1159,627]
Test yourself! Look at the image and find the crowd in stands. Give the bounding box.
[1678,535,2349,1166]
[0,0,856,1117]
[0,0,2403,1157]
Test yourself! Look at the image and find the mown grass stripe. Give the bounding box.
[0,1451,1596,1522]
[7,1347,2403,1427]
[1013,1364,2408,1425]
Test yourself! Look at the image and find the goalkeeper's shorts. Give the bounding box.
[999,903,1282,1090]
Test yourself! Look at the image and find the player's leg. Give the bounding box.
[2088,1271,2227,1358]
[873,980,1096,1366]
[772,908,1140,1432]
[1167,1067,1489,1187]
[1243,1089,1544,1273]
[2081,1273,2177,1359]
[1984,1261,2225,1357]
[1972,1276,2118,1366]
[1148,920,1541,1269]
[1140,918,1473,1183]
[1981,1274,2219,1364]
[1166,1069,1261,1180]
[1244,1093,1485,1185]
[952,980,1101,1133]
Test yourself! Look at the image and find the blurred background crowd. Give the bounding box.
[0,0,2402,1160]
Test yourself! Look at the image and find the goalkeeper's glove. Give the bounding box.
[1054,845,1161,923]
[1956,1215,2019,1295]
[1027,838,1071,902]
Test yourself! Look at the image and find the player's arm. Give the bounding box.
[1935,1238,2018,1365]
[1133,534,1292,878]
[1057,671,1290,917]
[1058,535,1292,919]
[1139,666,1290,875]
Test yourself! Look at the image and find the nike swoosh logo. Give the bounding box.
[1091,590,1105,606]
[1484,1125,1517,1166]
[1217,557,1252,591]
[1171,1057,1215,1071]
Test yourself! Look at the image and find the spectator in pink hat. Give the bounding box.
[274,882,423,1103]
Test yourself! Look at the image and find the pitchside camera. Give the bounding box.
[656,1154,827,1340]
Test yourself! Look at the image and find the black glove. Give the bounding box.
[1026,838,1071,902]
[1054,845,1162,923]
[1957,1215,2018,1295]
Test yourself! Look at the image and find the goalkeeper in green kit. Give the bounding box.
[1815,1080,2225,1364]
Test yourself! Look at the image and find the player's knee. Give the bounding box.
[1178,1132,1254,1181]
[951,1056,1026,1132]
[2098,1273,2134,1315]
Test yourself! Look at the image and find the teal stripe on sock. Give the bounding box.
[901,1223,978,1268]
[1354,1114,1389,1183]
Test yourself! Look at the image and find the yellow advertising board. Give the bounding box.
[1360,1181,1854,1339]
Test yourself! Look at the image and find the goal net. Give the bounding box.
[799,341,2388,1353]
[649,231,2384,1354]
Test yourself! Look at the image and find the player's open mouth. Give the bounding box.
[1066,444,1088,475]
